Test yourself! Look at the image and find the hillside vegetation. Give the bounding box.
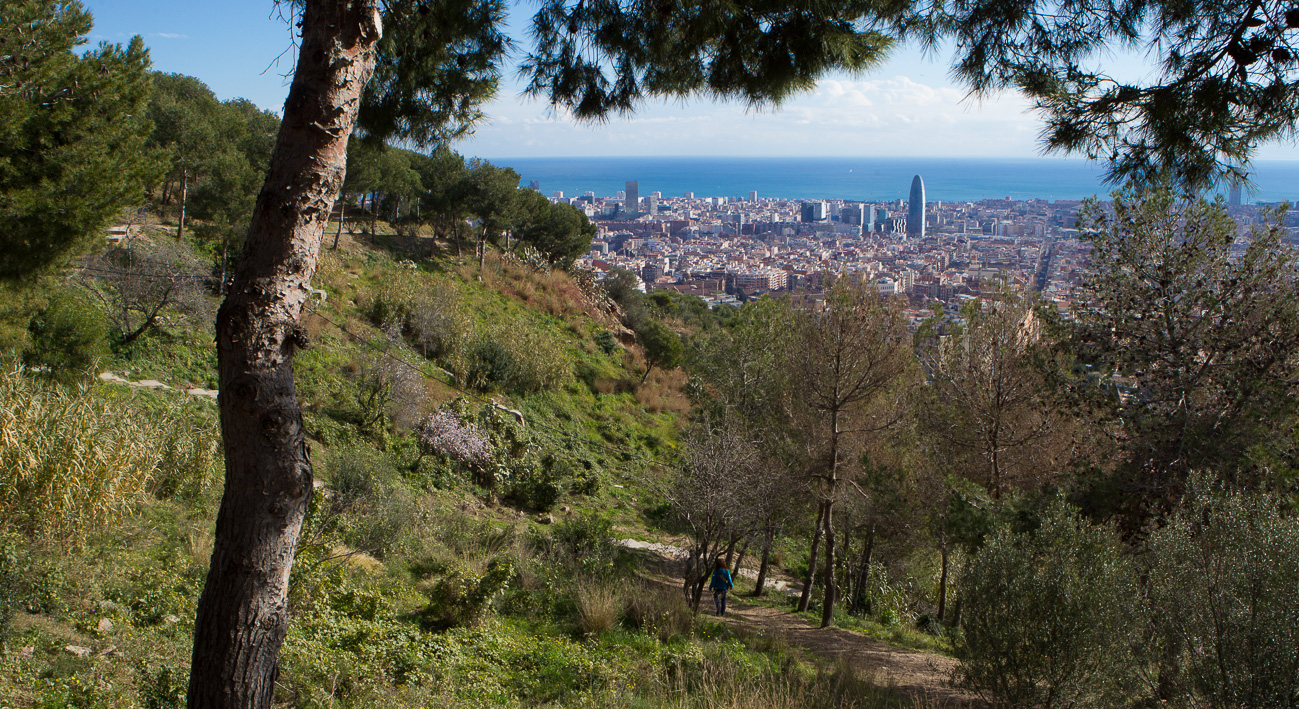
[5,31,1299,708]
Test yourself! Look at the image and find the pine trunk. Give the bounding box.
[187,3,380,708]
[797,503,825,613]
[937,543,949,621]
[752,526,774,597]
[178,168,189,240]
[820,498,837,628]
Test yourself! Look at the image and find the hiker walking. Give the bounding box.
[710,557,733,616]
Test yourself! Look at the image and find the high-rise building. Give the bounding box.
[907,175,926,239]
[801,201,827,222]
[625,181,639,218]
[684,191,694,199]
[529,179,540,191]
[1228,183,1242,206]
[749,190,758,202]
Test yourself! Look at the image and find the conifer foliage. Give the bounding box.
[0,0,164,281]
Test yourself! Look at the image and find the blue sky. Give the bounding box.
[83,0,1298,161]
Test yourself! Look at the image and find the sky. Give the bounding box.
[82,0,1299,162]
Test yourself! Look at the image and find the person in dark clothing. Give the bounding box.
[710,557,733,616]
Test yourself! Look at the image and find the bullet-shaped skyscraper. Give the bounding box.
[907,175,925,239]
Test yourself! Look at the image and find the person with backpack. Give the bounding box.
[710,557,733,616]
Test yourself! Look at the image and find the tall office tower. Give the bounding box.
[907,175,926,239]
[840,204,865,225]
[684,191,694,199]
[648,195,659,216]
[749,190,758,202]
[529,179,540,191]
[801,201,827,222]
[552,191,564,200]
[1229,183,1242,206]
[625,181,639,217]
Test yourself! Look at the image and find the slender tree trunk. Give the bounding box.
[752,526,774,596]
[820,497,837,628]
[188,3,380,708]
[723,536,739,570]
[332,198,346,250]
[177,168,189,240]
[732,538,749,575]
[797,503,825,612]
[370,193,378,235]
[852,525,875,615]
[937,543,949,622]
[821,407,841,628]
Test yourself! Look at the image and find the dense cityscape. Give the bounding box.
[547,175,1289,323]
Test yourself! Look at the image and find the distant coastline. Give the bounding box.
[483,156,1299,204]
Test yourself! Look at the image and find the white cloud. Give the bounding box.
[149,32,189,39]
[465,74,1045,158]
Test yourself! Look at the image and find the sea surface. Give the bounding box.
[486,156,1299,204]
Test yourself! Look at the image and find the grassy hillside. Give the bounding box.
[0,223,940,709]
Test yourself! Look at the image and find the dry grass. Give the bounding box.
[620,653,946,709]
[0,368,218,547]
[625,580,694,643]
[465,252,594,319]
[575,581,623,636]
[636,367,691,415]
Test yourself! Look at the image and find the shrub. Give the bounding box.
[549,513,620,579]
[594,329,618,354]
[0,531,17,643]
[1145,477,1299,708]
[954,501,1141,708]
[325,445,421,560]
[419,557,515,630]
[135,662,188,709]
[23,289,110,382]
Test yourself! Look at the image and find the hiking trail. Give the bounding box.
[618,538,980,707]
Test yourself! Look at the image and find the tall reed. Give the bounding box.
[0,368,219,546]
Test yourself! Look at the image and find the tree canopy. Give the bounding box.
[0,0,164,281]
[910,0,1299,187]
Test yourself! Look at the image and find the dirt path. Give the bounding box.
[715,598,974,707]
[619,540,979,707]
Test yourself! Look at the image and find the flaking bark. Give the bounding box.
[188,2,381,707]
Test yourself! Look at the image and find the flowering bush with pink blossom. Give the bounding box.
[417,409,492,469]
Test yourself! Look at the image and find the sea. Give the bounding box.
[486,156,1299,204]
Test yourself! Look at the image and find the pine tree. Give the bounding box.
[0,0,165,281]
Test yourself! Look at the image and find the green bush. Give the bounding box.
[23,289,109,382]
[548,513,620,579]
[135,661,188,709]
[419,557,515,630]
[1145,477,1299,708]
[325,445,422,560]
[954,501,1141,708]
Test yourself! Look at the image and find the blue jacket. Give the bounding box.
[710,567,733,591]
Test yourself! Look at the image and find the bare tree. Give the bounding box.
[663,415,764,612]
[77,235,212,344]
